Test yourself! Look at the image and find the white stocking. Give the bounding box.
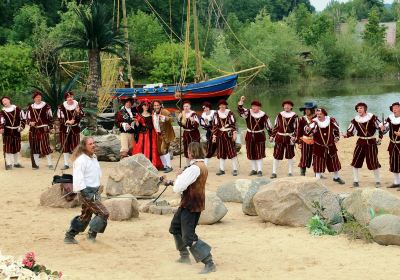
[316,172,322,179]
[5,153,13,165]
[333,171,339,179]
[373,169,380,183]
[63,153,70,166]
[251,160,257,171]
[33,154,40,166]
[160,155,167,168]
[232,157,238,171]
[219,158,225,171]
[272,159,280,174]
[46,155,53,166]
[256,159,263,172]
[13,153,20,165]
[394,173,400,184]
[288,159,294,174]
[353,167,359,182]
[164,153,171,168]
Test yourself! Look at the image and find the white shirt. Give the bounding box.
[173,159,203,193]
[73,153,102,192]
[122,106,134,132]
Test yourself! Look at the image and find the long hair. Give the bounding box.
[71,137,93,161]
[188,142,204,160]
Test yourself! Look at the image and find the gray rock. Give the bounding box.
[93,134,121,162]
[198,191,228,225]
[369,214,400,246]
[242,181,270,216]
[106,154,160,196]
[103,194,139,221]
[40,184,80,208]
[217,178,270,203]
[337,193,351,207]
[343,188,400,226]
[253,177,342,227]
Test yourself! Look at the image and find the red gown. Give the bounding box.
[132,114,163,169]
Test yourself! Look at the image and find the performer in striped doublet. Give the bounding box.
[238,96,272,176]
[213,99,238,176]
[343,102,383,188]
[199,102,216,166]
[57,91,85,170]
[305,108,345,184]
[0,96,25,170]
[26,91,53,169]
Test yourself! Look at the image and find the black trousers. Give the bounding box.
[169,207,201,247]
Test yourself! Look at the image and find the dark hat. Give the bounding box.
[300,101,317,111]
[282,100,294,107]
[32,90,42,99]
[251,100,262,107]
[202,102,212,109]
[354,102,368,111]
[390,102,400,112]
[1,96,11,104]
[182,100,191,105]
[217,99,228,107]
[316,107,328,116]
[64,91,74,100]
[140,98,151,106]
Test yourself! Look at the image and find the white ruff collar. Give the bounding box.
[32,101,46,109]
[250,110,265,118]
[63,100,78,110]
[280,111,295,118]
[2,105,16,113]
[314,116,331,128]
[218,109,230,118]
[389,114,400,125]
[354,112,372,123]
[202,110,215,121]
[184,110,194,118]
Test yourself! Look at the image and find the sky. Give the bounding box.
[310,0,394,12]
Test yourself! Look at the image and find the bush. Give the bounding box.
[0,44,36,92]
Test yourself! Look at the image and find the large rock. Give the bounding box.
[343,188,400,226]
[106,154,160,196]
[253,177,342,227]
[369,214,400,246]
[242,181,270,216]
[93,134,121,162]
[199,191,228,225]
[103,194,140,221]
[40,184,80,208]
[217,178,270,203]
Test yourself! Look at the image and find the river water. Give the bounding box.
[223,79,400,130]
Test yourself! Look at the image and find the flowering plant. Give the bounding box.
[22,251,62,278]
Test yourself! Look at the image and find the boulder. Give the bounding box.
[106,154,160,196]
[217,178,270,203]
[198,191,228,225]
[140,200,175,215]
[40,184,80,208]
[20,142,31,158]
[368,214,400,246]
[253,177,342,227]
[103,194,139,221]
[93,134,121,162]
[242,181,270,216]
[342,188,400,226]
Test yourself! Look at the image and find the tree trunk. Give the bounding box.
[86,49,102,134]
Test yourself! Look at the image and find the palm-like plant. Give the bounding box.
[59,3,126,92]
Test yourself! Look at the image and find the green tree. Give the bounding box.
[286,3,313,40]
[304,15,334,46]
[11,4,48,44]
[209,33,234,73]
[363,7,387,46]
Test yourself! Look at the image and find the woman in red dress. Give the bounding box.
[132,99,163,169]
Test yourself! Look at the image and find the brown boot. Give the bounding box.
[120,151,128,159]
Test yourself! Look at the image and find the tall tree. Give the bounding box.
[59,3,126,92]
[363,7,387,46]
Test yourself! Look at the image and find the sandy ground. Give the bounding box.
[1,136,400,280]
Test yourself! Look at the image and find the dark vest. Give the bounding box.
[180,161,208,213]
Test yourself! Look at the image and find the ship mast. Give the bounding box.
[192,0,204,82]
[121,0,133,87]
